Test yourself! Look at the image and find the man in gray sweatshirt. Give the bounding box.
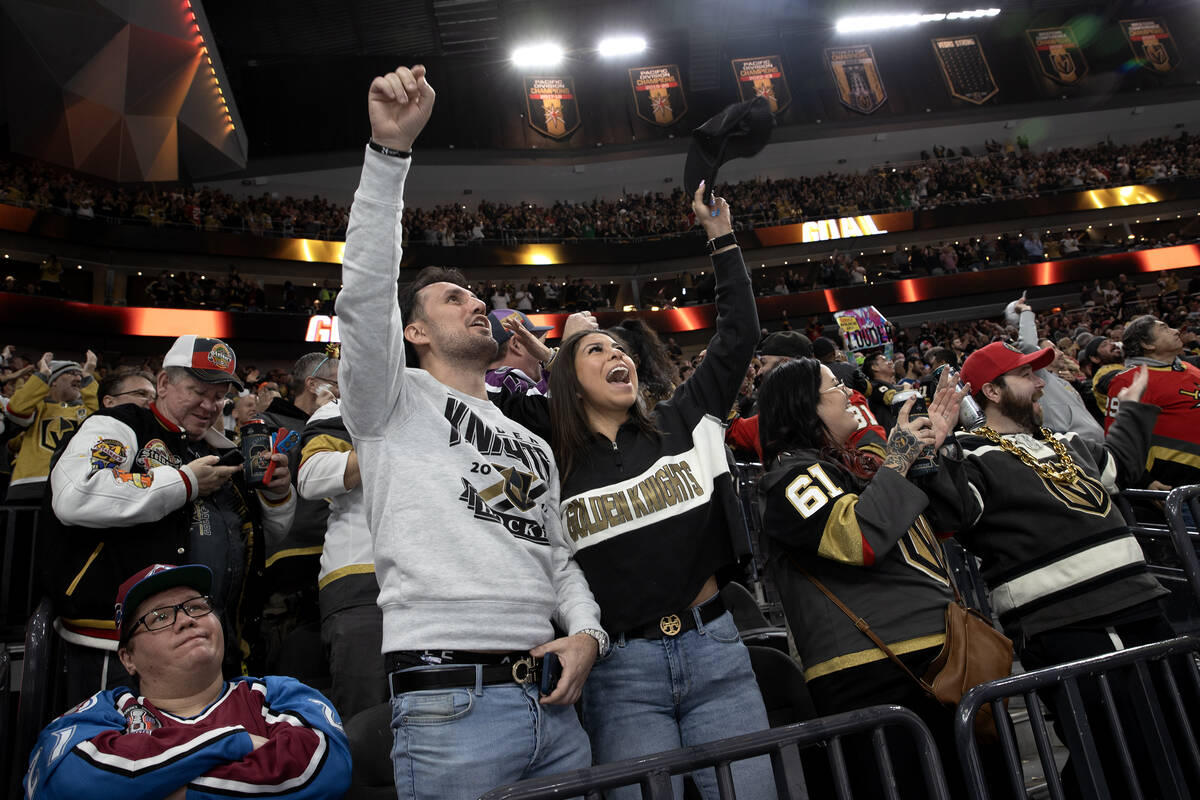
[335,64,607,800]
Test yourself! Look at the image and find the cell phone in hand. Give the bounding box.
[539,652,562,696]
[216,448,245,467]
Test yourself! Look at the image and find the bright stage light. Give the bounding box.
[836,12,941,33]
[835,8,999,33]
[946,8,1000,19]
[597,36,647,57]
[512,42,564,68]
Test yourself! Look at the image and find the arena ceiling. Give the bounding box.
[3,0,1193,174]
[193,0,1197,162]
[200,0,814,61]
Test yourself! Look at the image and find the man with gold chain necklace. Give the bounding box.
[922,340,1188,796]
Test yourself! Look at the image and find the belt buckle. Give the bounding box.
[659,614,682,637]
[511,656,535,685]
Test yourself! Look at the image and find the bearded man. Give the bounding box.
[921,342,1190,796]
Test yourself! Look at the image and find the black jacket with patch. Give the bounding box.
[41,403,272,671]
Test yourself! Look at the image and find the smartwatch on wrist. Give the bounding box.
[706,232,738,255]
[367,139,412,158]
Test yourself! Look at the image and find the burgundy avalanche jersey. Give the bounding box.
[24,676,350,800]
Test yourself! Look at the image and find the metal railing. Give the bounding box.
[1,646,14,800]
[1122,486,1200,607]
[955,635,1200,800]
[480,705,952,800]
[11,597,54,800]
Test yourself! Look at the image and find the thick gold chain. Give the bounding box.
[974,426,1082,484]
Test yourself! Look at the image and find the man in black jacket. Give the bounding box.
[44,335,295,705]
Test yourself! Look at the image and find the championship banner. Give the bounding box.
[731,55,791,113]
[628,65,687,127]
[524,76,580,140]
[931,36,998,104]
[1121,19,1179,74]
[1025,27,1088,85]
[825,45,887,114]
[835,306,892,360]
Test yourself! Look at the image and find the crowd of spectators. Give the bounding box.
[892,270,1200,368]
[0,344,300,507]
[0,157,349,239]
[2,218,1192,315]
[2,131,1196,244]
[4,267,1191,436]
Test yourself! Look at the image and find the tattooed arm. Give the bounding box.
[880,396,936,476]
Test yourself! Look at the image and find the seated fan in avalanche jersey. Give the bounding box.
[24,563,350,800]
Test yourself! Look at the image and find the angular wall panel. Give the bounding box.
[63,91,124,165]
[1,0,246,181]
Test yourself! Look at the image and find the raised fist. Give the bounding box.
[368,65,436,152]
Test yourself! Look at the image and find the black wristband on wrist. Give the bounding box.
[706,232,738,255]
[368,139,412,158]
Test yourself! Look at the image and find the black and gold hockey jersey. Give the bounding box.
[5,373,97,500]
[922,401,1167,639]
[759,450,952,681]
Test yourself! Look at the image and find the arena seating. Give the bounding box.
[344,702,395,800]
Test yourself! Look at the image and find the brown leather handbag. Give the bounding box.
[791,556,1013,739]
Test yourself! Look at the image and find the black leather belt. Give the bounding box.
[624,596,727,641]
[387,652,543,695]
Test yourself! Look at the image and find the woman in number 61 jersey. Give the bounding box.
[756,359,980,798]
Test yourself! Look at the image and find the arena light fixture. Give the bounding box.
[184,0,236,132]
[835,8,999,33]
[597,36,647,57]
[512,42,565,68]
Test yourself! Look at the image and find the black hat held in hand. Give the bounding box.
[684,95,776,203]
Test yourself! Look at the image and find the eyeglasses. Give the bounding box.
[129,595,214,636]
[820,380,849,395]
[111,389,156,401]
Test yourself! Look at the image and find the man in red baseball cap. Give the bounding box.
[43,335,295,704]
[958,341,1056,433]
[24,563,351,800]
[925,342,1185,794]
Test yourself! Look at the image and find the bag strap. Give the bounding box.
[943,549,968,607]
[787,554,935,694]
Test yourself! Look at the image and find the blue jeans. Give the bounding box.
[390,669,591,800]
[580,609,774,800]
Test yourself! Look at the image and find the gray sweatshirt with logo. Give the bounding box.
[336,150,601,653]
